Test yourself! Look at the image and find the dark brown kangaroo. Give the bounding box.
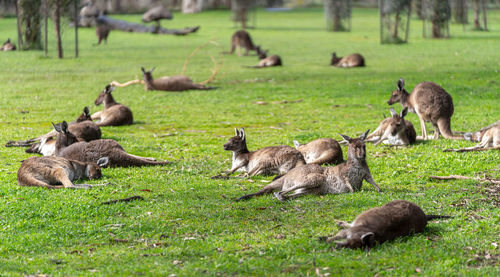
[293,138,343,165]
[330,53,365,67]
[1,38,16,51]
[91,85,133,126]
[223,128,305,177]
[141,67,214,91]
[366,107,416,146]
[320,200,451,249]
[53,121,168,167]
[17,156,109,189]
[95,21,110,45]
[225,30,262,56]
[387,79,461,140]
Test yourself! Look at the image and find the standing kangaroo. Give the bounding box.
[53,121,169,167]
[463,120,500,149]
[95,21,110,45]
[91,85,133,126]
[387,79,462,140]
[293,138,343,165]
[223,128,305,177]
[237,130,380,201]
[1,38,16,51]
[225,30,262,56]
[17,156,109,189]
[141,67,214,91]
[366,107,416,146]
[330,53,365,67]
[320,200,451,249]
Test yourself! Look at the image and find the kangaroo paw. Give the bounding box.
[273,192,286,202]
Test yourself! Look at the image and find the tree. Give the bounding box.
[473,0,488,30]
[16,0,42,50]
[324,0,351,32]
[379,0,412,44]
[453,0,467,24]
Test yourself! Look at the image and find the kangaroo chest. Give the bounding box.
[232,153,248,172]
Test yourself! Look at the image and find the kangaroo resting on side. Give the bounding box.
[1,38,16,51]
[245,50,282,68]
[141,67,214,92]
[223,128,305,177]
[330,53,365,68]
[365,107,416,146]
[320,200,451,249]
[461,120,500,150]
[224,30,262,56]
[53,121,169,167]
[387,79,461,140]
[17,156,109,189]
[237,130,380,201]
[293,138,343,165]
[91,85,134,126]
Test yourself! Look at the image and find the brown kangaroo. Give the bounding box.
[225,30,262,56]
[1,38,16,51]
[52,121,169,167]
[330,53,365,67]
[141,67,214,92]
[95,21,110,45]
[387,79,462,140]
[91,85,133,126]
[293,138,343,165]
[246,50,282,68]
[17,156,109,189]
[223,128,305,177]
[236,130,380,201]
[366,107,416,146]
[463,120,500,149]
[320,200,451,249]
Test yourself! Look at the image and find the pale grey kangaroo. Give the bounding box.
[91,85,134,126]
[293,138,343,165]
[141,67,214,91]
[330,53,365,67]
[365,107,416,146]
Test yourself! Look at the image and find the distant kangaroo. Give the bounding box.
[53,121,169,167]
[225,30,262,56]
[330,53,365,67]
[17,156,109,189]
[463,120,500,149]
[141,67,214,92]
[320,200,451,249]
[293,138,343,165]
[1,38,16,51]
[246,50,282,68]
[91,85,133,126]
[237,130,380,201]
[366,107,416,146]
[387,79,462,140]
[223,128,305,177]
[95,21,110,45]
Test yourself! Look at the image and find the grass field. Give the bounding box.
[0,7,499,276]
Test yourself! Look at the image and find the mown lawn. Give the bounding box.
[0,7,499,276]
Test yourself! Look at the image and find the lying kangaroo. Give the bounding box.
[225,30,262,56]
[246,50,282,68]
[237,130,380,201]
[293,138,343,165]
[462,120,500,149]
[1,38,16,51]
[17,156,109,189]
[320,200,451,249]
[141,67,214,92]
[223,128,305,177]
[53,121,169,167]
[388,79,461,140]
[330,53,365,67]
[91,85,133,126]
[366,107,416,146]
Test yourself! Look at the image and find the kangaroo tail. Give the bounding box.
[437,118,463,140]
[242,65,263,69]
[235,178,285,201]
[197,85,217,90]
[5,138,39,147]
[117,154,170,167]
[426,215,453,221]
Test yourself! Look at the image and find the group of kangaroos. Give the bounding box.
[6,29,499,249]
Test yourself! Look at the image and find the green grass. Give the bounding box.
[0,7,499,276]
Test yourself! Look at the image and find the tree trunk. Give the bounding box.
[74,0,79,58]
[182,0,203,13]
[17,0,42,50]
[453,0,467,24]
[473,0,481,29]
[53,0,63,58]
[481,0,488,31]
[324,0,350,31]
[43,0,47,56]
[96,15,200,35]
[232,0,250,28]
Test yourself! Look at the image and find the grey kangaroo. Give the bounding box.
[17,156,109,189]
[330,53,365,67]
[320,200,451,249]
[463,120,500,149]
[225,30,262,56]
[365,107,416,146]
[236,130,380,201]
[293,138,343,165]
[141,67,214,91]
[91,85,134,126]
[1,38,16,51]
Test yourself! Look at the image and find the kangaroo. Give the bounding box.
[141,67,214,92]
[225,30,262,56]
[17,156,109,189]
[223,128,305,177]
[293,138,343,165]
[330,53,365,67]
[91,85,133,126]
[366,107,416,146]
[52,121,168,167]
[1,38,16,51]
[320,200,451,249]
[462,120,500,149]
[95,21,110,45]
[387,79,462,140]
[246,50,282,68]
[237,130,380,201]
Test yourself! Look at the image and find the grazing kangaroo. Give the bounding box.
[320,200,451,249]
[293,138,343,165]
[225,30,262,56]
[387,79,462,140]
[223,128,305,177]
[53,121,168,167]
[141,67,214,92]
[237,130,380,201]
[366,107,416,146]
[463,120,500,149]
[17,156,109,189]
[1,38,16,51]
[330,53,365,67]
[91,85,133,126]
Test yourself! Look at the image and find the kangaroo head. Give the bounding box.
[95,84,115,106]
[387,79,407,105]
[53,121,78,148]
[330,52,342,65]
[5,38,11,44]
[335,231,375,249]
[388,107,408,136]
[223,128,247,151]
[141,67,155,82]
[339,130,369,160]
[86,157,109,179]
[75,106,92,122]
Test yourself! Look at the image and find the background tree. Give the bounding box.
[453,0,467,24]
[231,0,255,29]
[473,0,488,30]
[422,0,451,38]
[324,0,352,31]
[16,0,42,50]
[379,0,412,44]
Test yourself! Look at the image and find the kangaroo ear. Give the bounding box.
[141,67,146,73]
[61,121,69,133]
[240,128,245,141]
[397,79,405,91]
[83,106,90,116]
[234,127,239,136]
[52,122,61,133]
[359,129,370,141]
[293,140,301,148]
[339,133,352,142]
[331,52,336,57]
[389,108,397,117]
[97,157,109,167]
[361,232,375,247]
[400,107,408,118]
[151,67,156,73]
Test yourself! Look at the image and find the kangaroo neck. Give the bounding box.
[233,145,250,157]
[104,94,117,109]
[400,90,413,111]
